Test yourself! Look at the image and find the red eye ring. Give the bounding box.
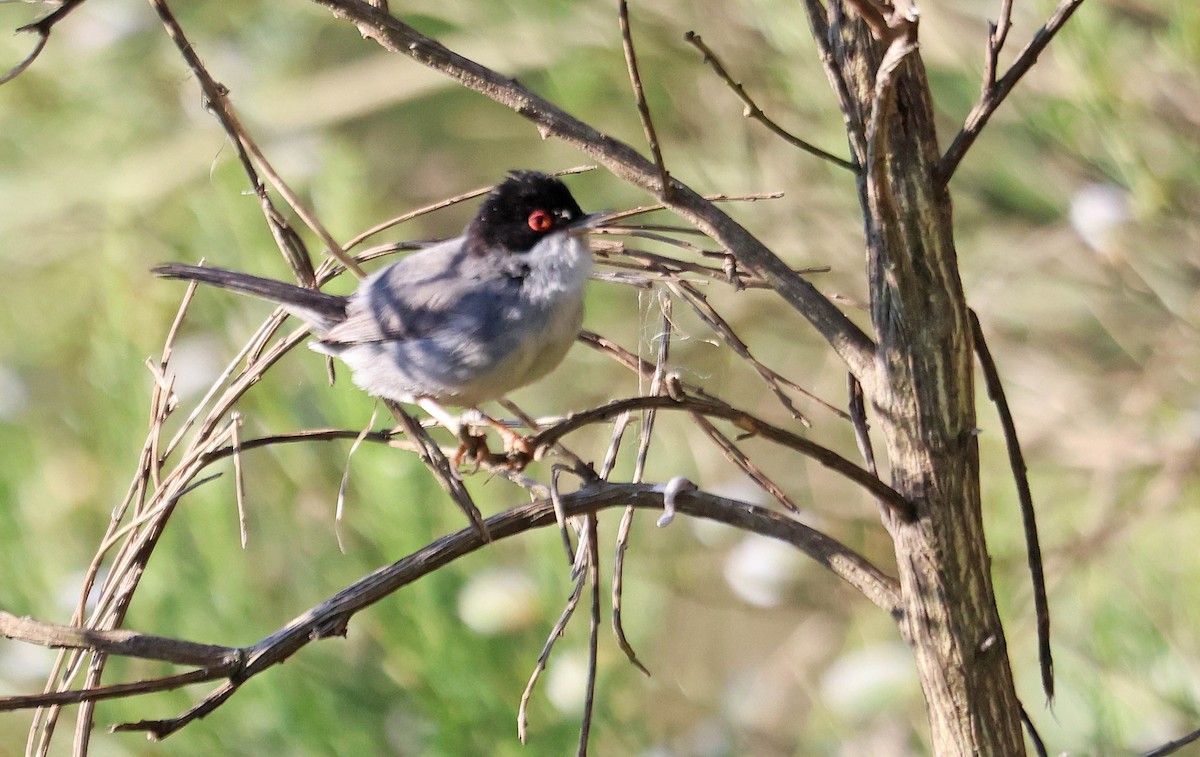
[528,209,553,232]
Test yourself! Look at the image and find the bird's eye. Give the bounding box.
[527,209,553,232]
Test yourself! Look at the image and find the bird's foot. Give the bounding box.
[452,429,491,471]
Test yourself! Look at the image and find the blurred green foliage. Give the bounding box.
[0,0,1197,755]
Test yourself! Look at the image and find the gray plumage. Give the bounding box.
[154,171,597,410]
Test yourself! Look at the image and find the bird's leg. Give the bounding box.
[416,398,491,467]
[468,408,534,465]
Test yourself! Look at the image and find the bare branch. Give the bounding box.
[1,0,88,86]
[689,413,803,512]
[618,0,669,194]
[683,32,857,172]
[382,399,490,540]
[985,0,1016,89]
[147,0,358,281]
[528,390,915,519]
[970,311,1052,701]
[3,482,899,734]
[342,165,595,251]
[0,612,234,669]
[519,567,585,744]
[579,515,601,756]
[939,0,1087,183]
[1142,726,1200,757]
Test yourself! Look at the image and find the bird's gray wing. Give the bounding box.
[318,238,526,348]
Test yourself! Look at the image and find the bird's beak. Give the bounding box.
[567,211,611,236]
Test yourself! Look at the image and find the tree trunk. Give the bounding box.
[818,5,1027,754]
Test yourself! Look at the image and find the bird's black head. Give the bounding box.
[466,170,587,255]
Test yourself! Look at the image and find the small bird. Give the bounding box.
[154,170,600,462]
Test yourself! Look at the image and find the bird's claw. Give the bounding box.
[451,427,533,472]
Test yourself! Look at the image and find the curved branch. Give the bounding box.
[529,392,915,519]
[311,0,878,386]
[1,482,899,732]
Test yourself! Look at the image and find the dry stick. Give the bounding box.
[519,569,586,744]
[312,0,878,388]
[846,375,879,479]
[1142,726,1200,757]
[2,668,232,713]
[970,310,1053,701]
[594,242,761,288]
[29,274,207,755]
[161,312,293,460]
[579,515,602,757]
[146,0,331,284]
[530,392,913,519]
[611,296,673,677]
[231,413,249,548]
[847,373,897,526]
[670,279,816,425]
[689,414,802,512]
[939,0,1087,184]
[49,328,305,754]
[0,482,898,734]
[1019,703,1049,757]
[603,192,784,224]
[682,32,858,173]
[0,612,235,669]
[618,0,668,195]
[1,0,89,85]
[382,400,490,540]
[985,0,1016,90]
[798,0,867,167]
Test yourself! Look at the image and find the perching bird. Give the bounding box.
[154,170,600,461]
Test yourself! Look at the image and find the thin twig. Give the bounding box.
[383,399,490,540]
[147,0,332,283]
[618,0,669,195]
[683,32,857,172]
[529,390,914,519]
[970,310,1052,701]
[1019,702,1049,757]
[519,571,586,744]
[342,165,595,251]
[939,0,1087,183]
[689,413,802,512]
[669,279,814,425]
[1141,725,1200,757]
[610,293,672,677]
[1,0,89,86]
[578,514,601,756]
[985,0,1016,89]
[231,413,248,548]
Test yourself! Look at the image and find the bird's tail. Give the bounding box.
[152,263,348,332]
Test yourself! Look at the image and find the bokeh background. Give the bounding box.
[0,0,1197,754]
